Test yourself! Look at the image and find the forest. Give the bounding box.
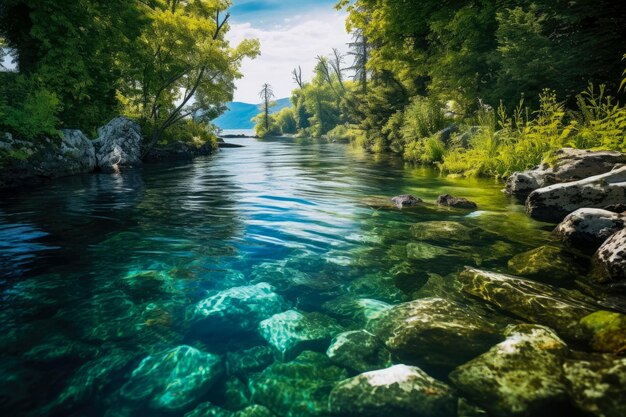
[0,0,259,155]
[256,0,626,177]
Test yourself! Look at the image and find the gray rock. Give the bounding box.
[368,297,501,370]
[526,165,626,223]
[248,351,347,417]
[326,330,392,373]
[391,194,423,208]
[190,283,285,336]
[459,267,595,341]
[590,228,626,291]
[59,129,97,173]
[121,345,223,411]
[564,355,626,417]
[258,310,343,361]
[329,364,457,417]
[450,324,569,417]
[437,194,477,209]
[94,117,142,172]
[506,148,626,197]
[553,209,625,254]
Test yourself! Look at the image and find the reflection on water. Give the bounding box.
[0,137,550,416]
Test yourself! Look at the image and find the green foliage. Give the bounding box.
[253,113,281,138]
[0,74,61,140]
[325,124,355,142]
[159,120,217,149]
[274,108,297,135]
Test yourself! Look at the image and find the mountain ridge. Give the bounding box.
[213,97,291,130]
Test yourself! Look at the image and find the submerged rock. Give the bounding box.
[226,346,275,377]
[590,228,626,291]
[347,273,408,303]
[579,311,626,354]
[121,345,224,411]
[526,165,626,223]
[94,117,142,172]
[459,267,595,341]
[553,208,625,254]
[436,194,478,209]
[406,242,452,260]
[326,330,392,373]
[411,221,473,242]
[506,148,626,197]
[248,351,347,417]
[190,283,285,336]
[450,324,569,417]
[329,364,457,417]
[321,297,392,327]
[564,355,626,417]
[258,310,342,361]
[391,194,423,208]
[507,245,585,281]
[185,403,276,417]
[368,297,501,370]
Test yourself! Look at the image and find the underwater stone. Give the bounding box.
[368,297,501,370]
[436,194,478,209]
[258,310,343,361]
[553,208,625,254]
[185,403,276,417]
[248,351,347,417]
[406,242,451,260]
[449,324,569,417]
[391,194,423,208]
[321,296,392,327]
[459,267,595,341]
[191,282,285,335]
[579,311,626,354]
[564,355,626,417]
[226,346,275,377]
[121,345,224,411]
[590,227,626,290]
[329,364,457,417]
[507,245,585,281]
[326,330,392,373]
[411,220,473,242]
[347,273,408,303]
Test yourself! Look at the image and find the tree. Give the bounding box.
[258,83,275,132]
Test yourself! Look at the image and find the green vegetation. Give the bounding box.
[278,0,626,178]
[0,0,259,152]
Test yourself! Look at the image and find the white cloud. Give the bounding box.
[227,11,351,103]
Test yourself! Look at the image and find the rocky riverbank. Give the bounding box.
[0,117,216,190]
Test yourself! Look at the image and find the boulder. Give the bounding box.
[368,297,501,370]
[143,141,214,163]
[321,297,392,327]
[391,194,423,208]
[406,242,452,260]
[553,209,625,254]
[121,345,223,411]
[411,221,472,242]
[564,355,626,417]
[190,283,285,336]
[329,364,457,417]
[248,351,347,417]
[436,194,477,209]
[226,346,275,377]
[449,324,570,417]
[258,310,342,361]
[507,245,585,281]
[185,403,276,417]
[506,148,626,197]
[58,129,97,173]
[526,165,626,223]
[326,330,392,373]
[590,228,626,291]
[94,117,142,172]
[459,268,595,341]
[579,310,626,354]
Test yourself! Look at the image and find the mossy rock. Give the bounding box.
[579,311,626,354]
[507,245,586,281]
[410,221,473,242]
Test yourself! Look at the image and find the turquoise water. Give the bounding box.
[0,137,551,416]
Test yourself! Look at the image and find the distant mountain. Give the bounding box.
[213,97,291,129]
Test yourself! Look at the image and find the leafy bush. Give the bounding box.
[274,108,297,134]
[159,120,217,149]
[325,124,355,142]
[0,74,62,140]
[401,96,447,141]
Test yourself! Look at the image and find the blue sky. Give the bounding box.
[227,0,351,103]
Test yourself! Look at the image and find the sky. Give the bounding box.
[227,0,352,103]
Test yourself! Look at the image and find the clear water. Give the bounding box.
[0,137,551,416]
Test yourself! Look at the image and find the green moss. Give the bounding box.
[580,311,626,354]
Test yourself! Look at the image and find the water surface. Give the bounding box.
[0,137,550,416]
